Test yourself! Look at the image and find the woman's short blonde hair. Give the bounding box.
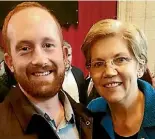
[81,19,148,69]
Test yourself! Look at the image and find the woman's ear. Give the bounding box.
[4,53,14,73]
[137,64,145,78]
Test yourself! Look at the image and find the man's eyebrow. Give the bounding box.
[41,37,55,42]
[16,40,33,50]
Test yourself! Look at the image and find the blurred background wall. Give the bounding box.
[118,1,155,75]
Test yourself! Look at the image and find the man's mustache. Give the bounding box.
[28,64,57,73]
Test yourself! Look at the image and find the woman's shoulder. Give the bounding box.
[87,97,108,112]
[138,79,155,95]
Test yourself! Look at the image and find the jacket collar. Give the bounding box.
[8,86,79,133]
[8,85,94,139]
[64,90,94,139]
[8,85,38,133]
[138,79,155,127]
[90,79,155,138]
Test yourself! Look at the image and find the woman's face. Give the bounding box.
[89,36,141,103]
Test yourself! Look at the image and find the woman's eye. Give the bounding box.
[117,57,126,62]
[114,57,131,65]
[93,61,104,68]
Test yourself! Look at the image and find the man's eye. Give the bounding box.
[43,43,55,48]
[19,46,31,55]
[21,46,30,51]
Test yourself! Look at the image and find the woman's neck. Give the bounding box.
[109,90,145,136]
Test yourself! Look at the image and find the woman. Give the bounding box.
[81,19,155,138]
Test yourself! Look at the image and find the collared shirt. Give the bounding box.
[87,78,94,96]
[32,90,80,139]
[62,69,79,103]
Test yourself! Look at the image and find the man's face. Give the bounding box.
[5,7,67,99]
[67,46,72,65]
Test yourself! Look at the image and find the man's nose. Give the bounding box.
[31,47,48,66]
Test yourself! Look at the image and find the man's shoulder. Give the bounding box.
[71,66,81,71]
[0,96,15,130]
[71,66,83,74]
[0,96,11,113]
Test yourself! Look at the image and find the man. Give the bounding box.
[85,75,100,104]
[0,2,109,139]
[62,41,87,105]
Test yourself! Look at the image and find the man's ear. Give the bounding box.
[4,53,14,73]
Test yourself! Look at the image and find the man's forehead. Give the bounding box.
[7,7,60,41]
[7,7,57,32]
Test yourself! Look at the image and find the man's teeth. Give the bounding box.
[34,71,50,76]
[104,82,121,88]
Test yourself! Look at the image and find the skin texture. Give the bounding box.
[67,46,72,65]
[4,7,67,99]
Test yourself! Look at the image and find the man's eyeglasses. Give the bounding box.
[87,56,132,71]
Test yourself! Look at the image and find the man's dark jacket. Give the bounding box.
[0,85,109,139]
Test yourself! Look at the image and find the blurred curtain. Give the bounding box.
[63,1,117,76]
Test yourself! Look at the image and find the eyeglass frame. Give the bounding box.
[86,56,133,71]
